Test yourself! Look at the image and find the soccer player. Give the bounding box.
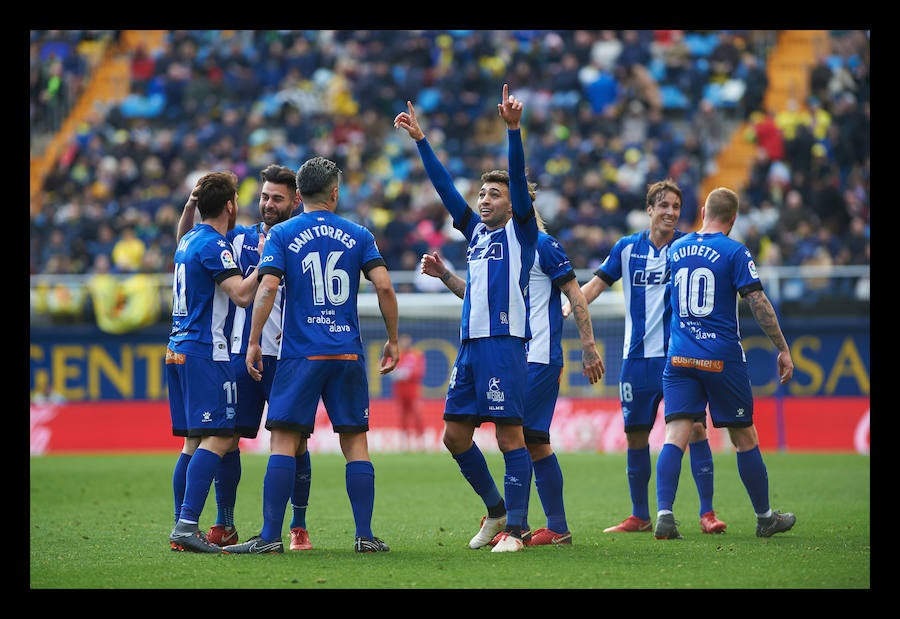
[421,210,605,547]
[394,84,539,553]
[391,333,427,451]
[167,171,262,553]
[654,186,796,539]
[224,156,399,554]
[178,164,314,551]
[563,179,727,535]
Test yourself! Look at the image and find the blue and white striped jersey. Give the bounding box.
[526,232,577,367]
[416,129,538,342]
[256,209,386,359]
[228,222,283,357]
[168,223,242,360]
[595,228,686,359]
[667,231,763,361]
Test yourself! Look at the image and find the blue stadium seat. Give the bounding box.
[660,84,690,110]
[703,80,744,109]
[684,32,718,57]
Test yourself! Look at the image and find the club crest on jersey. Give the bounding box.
[220,249,237,269]
[486,377,505,403]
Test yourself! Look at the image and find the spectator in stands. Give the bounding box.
[30,28,869,310]
[111,225,146,273]
[738,51,768,120]
[708,32,740,83]
[692,97,727,175]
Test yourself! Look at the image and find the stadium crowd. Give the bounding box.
[30,30,868,300]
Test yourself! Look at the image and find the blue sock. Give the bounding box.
[172,452,191,524]
[655,443,684,513]
[736,446,770,515]
[502,447,532,533]
[290,450,312,530]
[626,446,652,521]
[689,439,715,516]
[260,454,295,542]
[533,453,567,533]
[453,443,503,512]
[346,460,375,539]
[214,449,241,528]
[178,448,221,524]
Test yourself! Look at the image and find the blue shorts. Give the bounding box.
[166,348,236,438]
[523,362,562,444]
[231,353,277,439]
[444,336,527,426]
[266,356,370,435]
[662,357,754,428]
[619,357,666,433]
[619,357,706,434]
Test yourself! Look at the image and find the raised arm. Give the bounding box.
[176,184,200,241]
[498,84,536,238]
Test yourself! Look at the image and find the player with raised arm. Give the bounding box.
[654,186,796,539]
[422,206,605,546]
[563,179,727,535]
[167,171,262,553]
[224,156,399,554]
[395,84,539,553]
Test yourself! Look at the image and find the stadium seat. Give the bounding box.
[660,84,690,110]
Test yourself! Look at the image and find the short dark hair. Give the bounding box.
[646,178,682,208]
[196,171,238,219]
[260,164,297,191]
[296,157,342,202]
[481,169,538,202]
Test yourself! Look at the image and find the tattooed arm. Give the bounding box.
[744,289,794,384]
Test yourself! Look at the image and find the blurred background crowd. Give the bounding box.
[30,29,869,306]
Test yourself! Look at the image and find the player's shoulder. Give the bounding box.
[670,230,693,249]
[615,229,647,249]
[536,230,561,248]
[229,223,257,239]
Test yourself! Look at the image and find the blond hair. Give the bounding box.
[704,187,740,222]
